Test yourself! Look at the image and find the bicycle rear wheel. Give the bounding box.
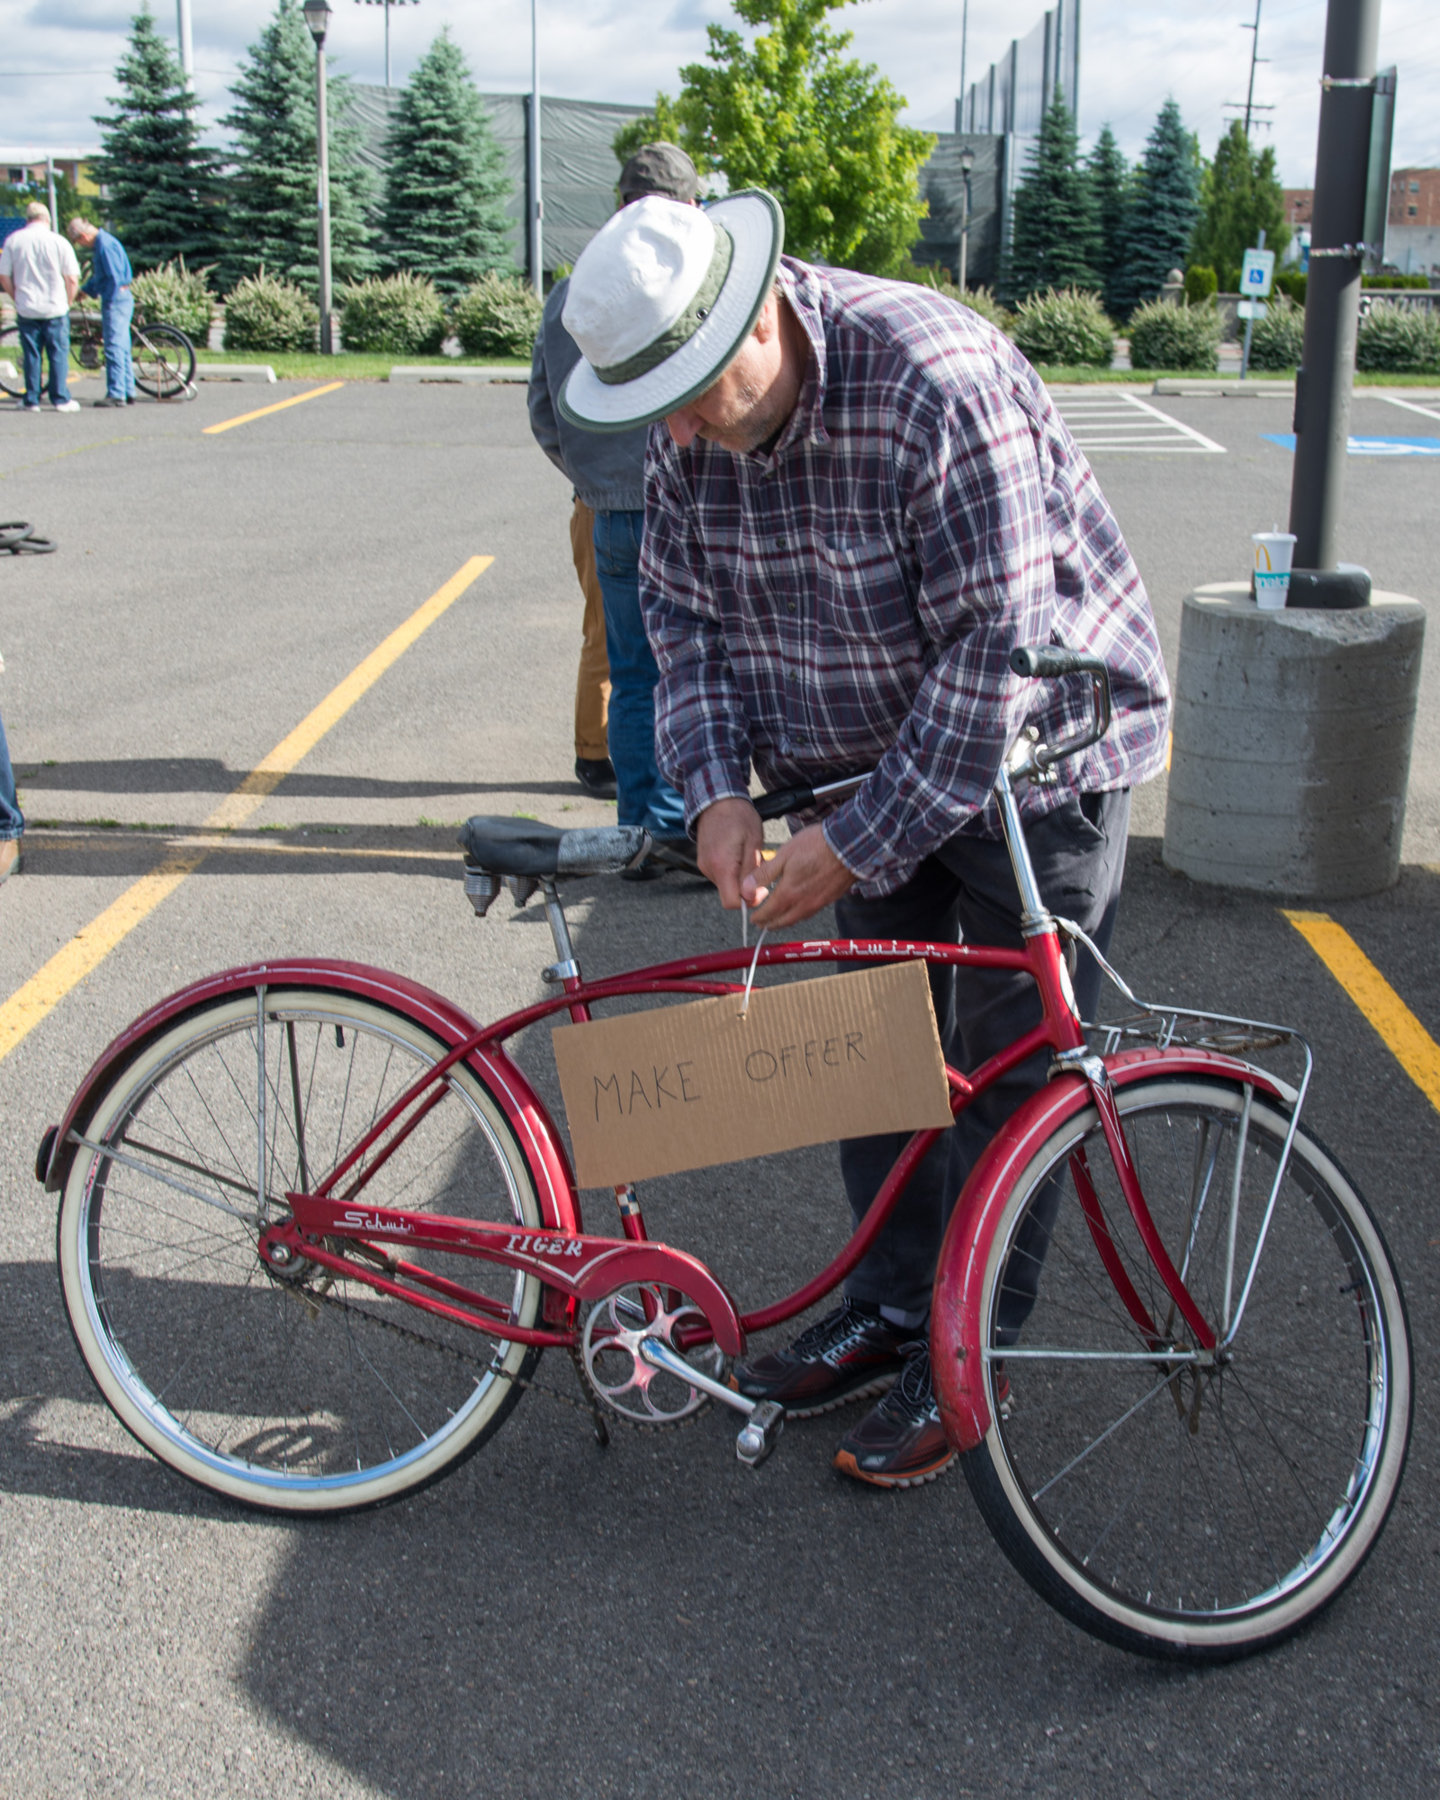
[0,323,23,397]
[58,984,546,1514]
[132,321,195,398]
[963,1073,1411,1661]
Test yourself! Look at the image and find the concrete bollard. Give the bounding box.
[1162,582,1426,897]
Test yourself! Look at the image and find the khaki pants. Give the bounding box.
[570,499,611,760]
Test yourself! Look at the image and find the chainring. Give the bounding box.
[580,1282,726,1427]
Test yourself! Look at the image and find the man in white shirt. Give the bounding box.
[0,203,82,412]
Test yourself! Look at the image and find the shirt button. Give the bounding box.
[787,601,796,613]
[775,537,786,550]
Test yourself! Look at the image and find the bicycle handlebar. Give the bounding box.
[1009,644,1109,681]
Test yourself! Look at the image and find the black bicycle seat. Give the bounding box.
[458,816,648,878]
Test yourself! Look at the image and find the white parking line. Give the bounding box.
[1058,392,1226,453]
[1378,394,1440,425]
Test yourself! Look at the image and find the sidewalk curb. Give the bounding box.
[388,366,528,384]
[194,364,277,384]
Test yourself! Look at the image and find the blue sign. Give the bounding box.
[1263,434,1440,458]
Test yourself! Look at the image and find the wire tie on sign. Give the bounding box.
[739,928,768,1018]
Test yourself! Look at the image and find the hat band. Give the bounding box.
[591,226,735,387]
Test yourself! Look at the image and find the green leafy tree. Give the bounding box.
[1086,125,1129,313]
[629,0,933,276]
[218,0,375,294]
[1003,89,1101,304]
[1113,98,1201,315]
[91,11,223,270]
[612,98,698,174]
[382,30,513,294]
[1191,120,1290,283]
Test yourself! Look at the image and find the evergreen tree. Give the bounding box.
[92,10,223,271]
[218,0,375,294]
[1003,88,1101,304]
[1113,98,1201,314]
[1191,120,1290,284]
[1086,125,1129,313]
[382,30,512,293]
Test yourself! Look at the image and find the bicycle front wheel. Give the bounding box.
[58,985,547,1514]
[132,321,195,398]
[963,1073,1411,1661]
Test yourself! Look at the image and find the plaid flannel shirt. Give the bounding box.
[640,257,1170,893]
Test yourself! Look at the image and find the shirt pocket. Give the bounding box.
[816,535,917,645]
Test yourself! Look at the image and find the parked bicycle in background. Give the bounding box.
[0,306,195,404]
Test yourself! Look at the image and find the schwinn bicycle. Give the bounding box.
[36,648,1412,1664]
[0,306,195,402]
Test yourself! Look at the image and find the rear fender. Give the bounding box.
[39,959,580,1233]
[931,1047,1289,1453]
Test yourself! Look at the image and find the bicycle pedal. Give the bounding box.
[735,1400,784,1469]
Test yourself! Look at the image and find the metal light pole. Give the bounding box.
[303,0,335,356]
[958,147,974,292]
[528,0,543,294]
[1287,0,1381,588]
[175,0,194,84]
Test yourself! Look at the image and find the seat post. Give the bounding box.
[539,880,582,982]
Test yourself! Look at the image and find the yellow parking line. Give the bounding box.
[202,381,345,435]
[0,556,493,1064]
[1283,909,1440,1112]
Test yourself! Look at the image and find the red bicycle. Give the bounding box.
[38,649,1412,1662]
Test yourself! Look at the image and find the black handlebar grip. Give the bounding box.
[754,784,817,821]
[1010,644,1109,680]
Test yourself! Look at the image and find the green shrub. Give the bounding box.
[1219,265,1242,296]
[338,272,446,354]
[1010,287,1115,368]
[1363,274,1431,290]
[1247,293,1306,370]
[222,271,319,353]
[131,257,214,343]
[452,272,543,359]
[1274,269,1307,307]
[1183,265,1218,305]
[1355,300,1440,373]
[1125,299,1221,372]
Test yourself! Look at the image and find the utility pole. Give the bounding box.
[1287,0,1380,589]
[1240,0,1266,139]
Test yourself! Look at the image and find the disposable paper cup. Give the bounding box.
[1253,531,1296,610]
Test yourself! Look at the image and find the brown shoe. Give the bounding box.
[0,836,22,883]
[833,1343,956,1488]
[732,1299,910,1417]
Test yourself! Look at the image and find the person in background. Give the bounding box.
[528,144,701,879]
[0,203,81,413]
[0,702,22,883]
[68,217,135,408]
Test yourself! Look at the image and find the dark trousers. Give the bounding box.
[838,789,1131,1323]
[18,313,72,407]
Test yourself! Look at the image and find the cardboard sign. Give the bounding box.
[552,960,954,1188]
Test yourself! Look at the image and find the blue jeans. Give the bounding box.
[0,706,22,840]
[102,289,135,398]
[18,313,72,406]
[592,509,685,837]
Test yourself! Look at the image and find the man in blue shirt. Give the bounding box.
[68,218,135,407]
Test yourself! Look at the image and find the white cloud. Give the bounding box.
[1,0,1434,186]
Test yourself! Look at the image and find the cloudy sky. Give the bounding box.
[2,0,1436,187]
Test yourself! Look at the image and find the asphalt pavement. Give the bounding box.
[1,375,1438,1799]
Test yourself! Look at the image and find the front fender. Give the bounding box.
[39,959,580,1233]
[931,1047,1289,1453]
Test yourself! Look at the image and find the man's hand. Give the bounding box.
[740,822,856,929]
[695,796,765,910]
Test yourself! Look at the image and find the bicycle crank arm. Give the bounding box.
[637,1337,785,1468]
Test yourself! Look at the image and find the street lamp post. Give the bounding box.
[302,0,335,356]
[958,147,975,292]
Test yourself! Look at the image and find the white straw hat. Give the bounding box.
[558,190,784,432]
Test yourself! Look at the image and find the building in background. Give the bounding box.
[1386,168,1440,277]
